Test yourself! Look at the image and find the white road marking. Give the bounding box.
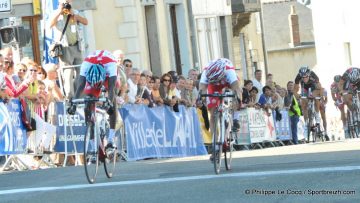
[1,165,360,195]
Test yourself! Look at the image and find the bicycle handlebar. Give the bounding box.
[71,97,108,104]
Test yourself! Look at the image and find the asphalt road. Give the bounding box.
[0,139,360,203]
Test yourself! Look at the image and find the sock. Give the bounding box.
[315,112,321,124]
[108,129,116,144]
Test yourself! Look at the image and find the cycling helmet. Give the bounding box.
[348,67,360,83]
[86,63,106,88]
[333,75,341,83]
[206,58,229,83]
[299,66,311,77]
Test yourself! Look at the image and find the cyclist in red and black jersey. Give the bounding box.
[338,67,360,111]
[294,66,323,127]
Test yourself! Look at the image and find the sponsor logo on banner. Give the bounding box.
[233,110,251,145]
[0,100,27,155]
[120,105,207,161]
[264,111,276,141]
[54,102,86,153]
[273,110,292,141]
[247,108,267,143]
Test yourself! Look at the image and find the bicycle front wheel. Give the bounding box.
[213,112,223,174]
[84,122,99,184]
[224,130,234,171]
[104,134,118,178]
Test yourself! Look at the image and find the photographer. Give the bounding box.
[49,0,88,99]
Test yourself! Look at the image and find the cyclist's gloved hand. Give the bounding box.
[67,103,76,115]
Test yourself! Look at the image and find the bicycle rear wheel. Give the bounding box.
[104,133,118,178]
[213,112,223,174]
[84,122,99,184]
[224,130,234,171]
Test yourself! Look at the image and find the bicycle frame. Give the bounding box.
[201,91,235,174]
[302,96,322,142]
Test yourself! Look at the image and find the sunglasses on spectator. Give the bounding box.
[19,69,27,72]
[29,69,37,72]
[125,64,132,68]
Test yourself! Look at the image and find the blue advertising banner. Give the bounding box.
[273,110,292,141]
[54,102,86,153]
[0,100,27,155]
[120,105,207,161]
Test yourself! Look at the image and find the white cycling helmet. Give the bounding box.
[206,58,232,83]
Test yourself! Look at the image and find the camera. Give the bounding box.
[62,2,71,10]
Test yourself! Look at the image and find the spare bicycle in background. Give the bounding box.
[68,88,118,184]
[201,91,236,174]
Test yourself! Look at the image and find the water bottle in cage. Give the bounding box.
[309,88,312,97]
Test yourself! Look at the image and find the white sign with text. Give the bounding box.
[0,0,11,12]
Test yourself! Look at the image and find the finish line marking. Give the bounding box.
[1,165,360,195]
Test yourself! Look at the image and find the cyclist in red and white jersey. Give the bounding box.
[198,58,242,149]
[331,75,347,137]
[68,50,118,149]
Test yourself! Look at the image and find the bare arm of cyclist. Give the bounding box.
[230,80,243,109]
[74,76,87,99]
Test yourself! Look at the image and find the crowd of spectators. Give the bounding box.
[0,40,324,168]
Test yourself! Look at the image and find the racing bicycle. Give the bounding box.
[201,91,236,174]
[69,90,118,184]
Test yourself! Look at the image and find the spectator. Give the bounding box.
[0,72,6,99]
[271,90,284,109]
[142,70,153,85]
[43,63,63,102]
[159,73,177,109]
[284,81,295,108]
[127,68,141,104]
[288,90,302,144]
[186,78,197,106]
[266,73,276,89]
[43,63,63,124]
[0,54,4,72]
[14,63,28,84]
[242,80,253,105]
[49,0,88,99]
[188,68,199,90]
[1,47,13,62]
[151,76,163,105]
[257,86,273,115]
[4,60,33,98]
[177,75,190,106]
[37,66,47,81]
[113,49,128,98]
[248,87,260,108]
[252,69,263,102]
[137,74,153,107]
[34,80,48,119]
[123,59,133,78]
